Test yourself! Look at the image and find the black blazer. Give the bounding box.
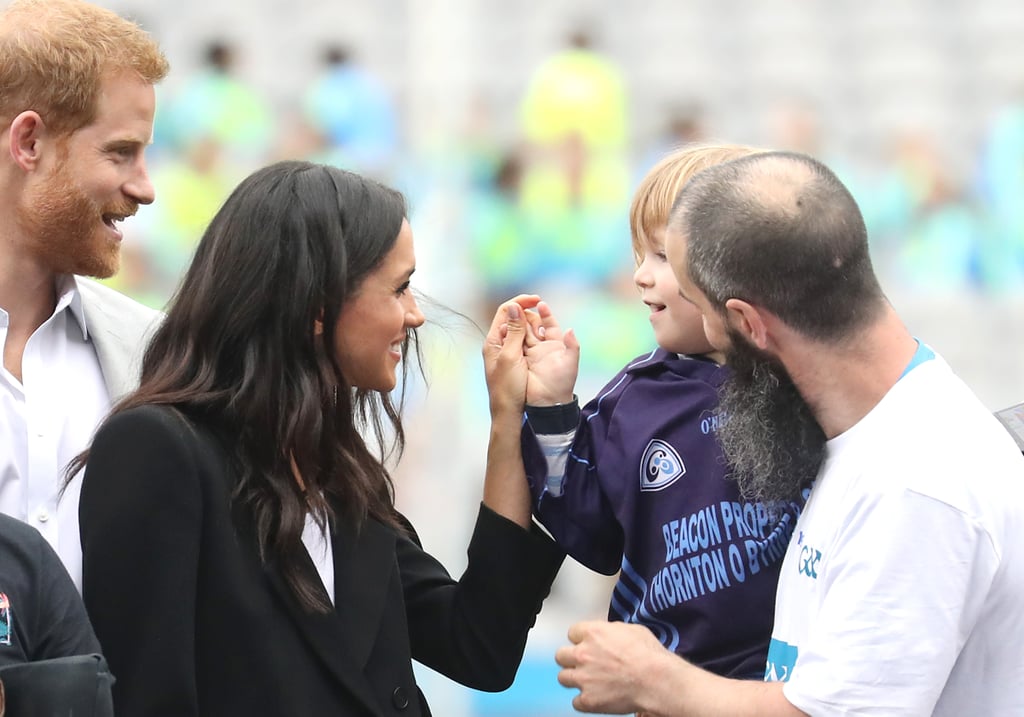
[79,405,564,717]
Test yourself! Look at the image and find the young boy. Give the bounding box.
[519,144,805,678]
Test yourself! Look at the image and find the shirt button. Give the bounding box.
[391,686,409,710]
[37,510,50,523]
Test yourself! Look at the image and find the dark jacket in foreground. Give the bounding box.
[80,405,564,716]
[0,513,99,667]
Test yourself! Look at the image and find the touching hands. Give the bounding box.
[484,296,580,412]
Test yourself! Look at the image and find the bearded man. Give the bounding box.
[553,151,1024,717]
[0,0,168,590]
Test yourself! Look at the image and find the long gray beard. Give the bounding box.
[717,333,827,503]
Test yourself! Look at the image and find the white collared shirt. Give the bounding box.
[0,275,111,591]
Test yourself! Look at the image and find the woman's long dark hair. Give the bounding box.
[69,161,420,612]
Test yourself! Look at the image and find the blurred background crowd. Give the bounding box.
[95,1,1024,714]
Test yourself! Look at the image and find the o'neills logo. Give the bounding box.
[640,439,686,492]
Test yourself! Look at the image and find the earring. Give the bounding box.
[333,385,338,408]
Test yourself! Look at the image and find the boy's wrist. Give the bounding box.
[525,390,576,407]
[524,397,580,434]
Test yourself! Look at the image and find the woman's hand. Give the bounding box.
[483,294,540,419]
[480,294,541,528]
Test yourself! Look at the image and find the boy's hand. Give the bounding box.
[522,301,580,406]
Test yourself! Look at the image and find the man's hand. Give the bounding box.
[555,621,677,715]
[555,621,803,717]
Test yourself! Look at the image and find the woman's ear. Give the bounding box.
[313,308,325,336]
[723,298,770,350]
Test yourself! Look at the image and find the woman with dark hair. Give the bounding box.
[72,160,563,716]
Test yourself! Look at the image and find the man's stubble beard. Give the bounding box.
[716,327,827,504]
[16,160,135,279]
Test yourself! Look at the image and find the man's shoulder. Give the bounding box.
[843,358,1024,510]
[75,277,161,323]
[892,359,1018,457]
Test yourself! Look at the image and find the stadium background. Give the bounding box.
[93,1,1024,714]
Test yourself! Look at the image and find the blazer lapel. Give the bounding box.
[264,514,397,714]
[83,302,131,400]
[329,517,397,666]
[78,279,157,401]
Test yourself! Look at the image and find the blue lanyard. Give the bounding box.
[899,340,935,381]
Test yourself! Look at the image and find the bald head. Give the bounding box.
[668,151,885,342]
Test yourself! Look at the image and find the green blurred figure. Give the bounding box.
[516,29,632,298]
[161,40,274,165]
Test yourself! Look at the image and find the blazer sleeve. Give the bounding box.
[79,406,203,717]
[400,503,564,691]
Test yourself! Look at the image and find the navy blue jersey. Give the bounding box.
[523,348,803,678]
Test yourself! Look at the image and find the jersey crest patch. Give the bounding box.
[640,439,686,492]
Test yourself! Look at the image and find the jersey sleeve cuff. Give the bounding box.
[524,397,580,434]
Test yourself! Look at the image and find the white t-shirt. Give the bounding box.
[766,355,1024,716]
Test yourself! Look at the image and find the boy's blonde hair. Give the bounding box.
[629,143,761,261]
[0,0,169,135]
